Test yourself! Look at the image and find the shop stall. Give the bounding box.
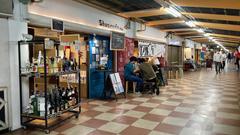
[117,38,168,88]
[88,35,113,98]
[117,37,135,82]
[195,43,202,67]
[183,40,196,71]
[18,39,81,133]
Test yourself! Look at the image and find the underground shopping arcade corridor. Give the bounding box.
[6,65,240,135]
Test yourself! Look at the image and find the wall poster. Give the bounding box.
[138,40,166,57]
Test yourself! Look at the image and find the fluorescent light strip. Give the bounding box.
[195,28,204,33]
[185,21,196,27]
[204,33,209,37]
[165,7,182,17]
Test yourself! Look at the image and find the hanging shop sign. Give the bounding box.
[138,40,166,57]
[99,19,124,31]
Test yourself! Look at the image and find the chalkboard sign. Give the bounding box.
[51,19,64,32]
[110,32,125,50]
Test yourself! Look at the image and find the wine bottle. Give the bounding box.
[58,87,63,111]
[66,87,71,108]
[55,86,60,112]
[74,87,79,105]
[31,95,39,116]
[48,90,54,115]
[53,86,59,113]
[61,87,68,110]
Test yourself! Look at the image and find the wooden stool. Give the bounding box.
[125,81,137,95]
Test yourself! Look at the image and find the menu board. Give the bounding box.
[110,32,125,50]
[52,19,64,32]
[109,73,124,94]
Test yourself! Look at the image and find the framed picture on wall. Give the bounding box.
[110,32,125,50]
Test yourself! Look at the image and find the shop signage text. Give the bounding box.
[99,19,124,31]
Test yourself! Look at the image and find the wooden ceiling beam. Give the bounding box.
[146,18,184,26]
[217,42,239,45]
[118,7,167,18]
[195,22,240,32]
[174,31,200,35]
[170,0,240,9]
[185,35,204,38]
[218,41,239,46]
[214,37,240,42]
[162,28,195,32]
[208,33,240,39]
[191,37,209,40]
[215,39,240,43]
[182,12,240,22]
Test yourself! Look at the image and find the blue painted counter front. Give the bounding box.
[88,35,113,98]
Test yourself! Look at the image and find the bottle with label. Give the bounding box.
[48,90,52,114]
[58,86,63,111]
[31,95,39,116]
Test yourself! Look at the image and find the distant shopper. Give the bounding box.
[234,48,240,70]
[124,56,143,94]
[221,51,227,70]
[213,50,222,74]
[227,52,231,63]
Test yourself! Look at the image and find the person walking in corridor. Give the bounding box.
[213,50,222,74]
[227,52,231,63]
[221,51,227,70]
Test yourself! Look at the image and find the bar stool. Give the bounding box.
[125,81,137,95]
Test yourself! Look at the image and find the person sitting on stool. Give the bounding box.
[139,58,159,95]
[124,56,143,95]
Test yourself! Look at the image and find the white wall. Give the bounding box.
[28,0,134,37]
[8,19,28,130]
[0,0,29,131]
[0,19,10,88]
[135,23,167,43]
[168,35,184,46]
[0,18,11,131]
[28,0,169,43]
[185,39,195,48]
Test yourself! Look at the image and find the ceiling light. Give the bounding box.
[195,28,204,33]
[185,21,196,27]
[204,33,210,37]
[165,7,182,17]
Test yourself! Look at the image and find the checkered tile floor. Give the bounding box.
[5,66,240,135]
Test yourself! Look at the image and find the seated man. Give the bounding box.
[139,58,159,95]
[124,56,143,94]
